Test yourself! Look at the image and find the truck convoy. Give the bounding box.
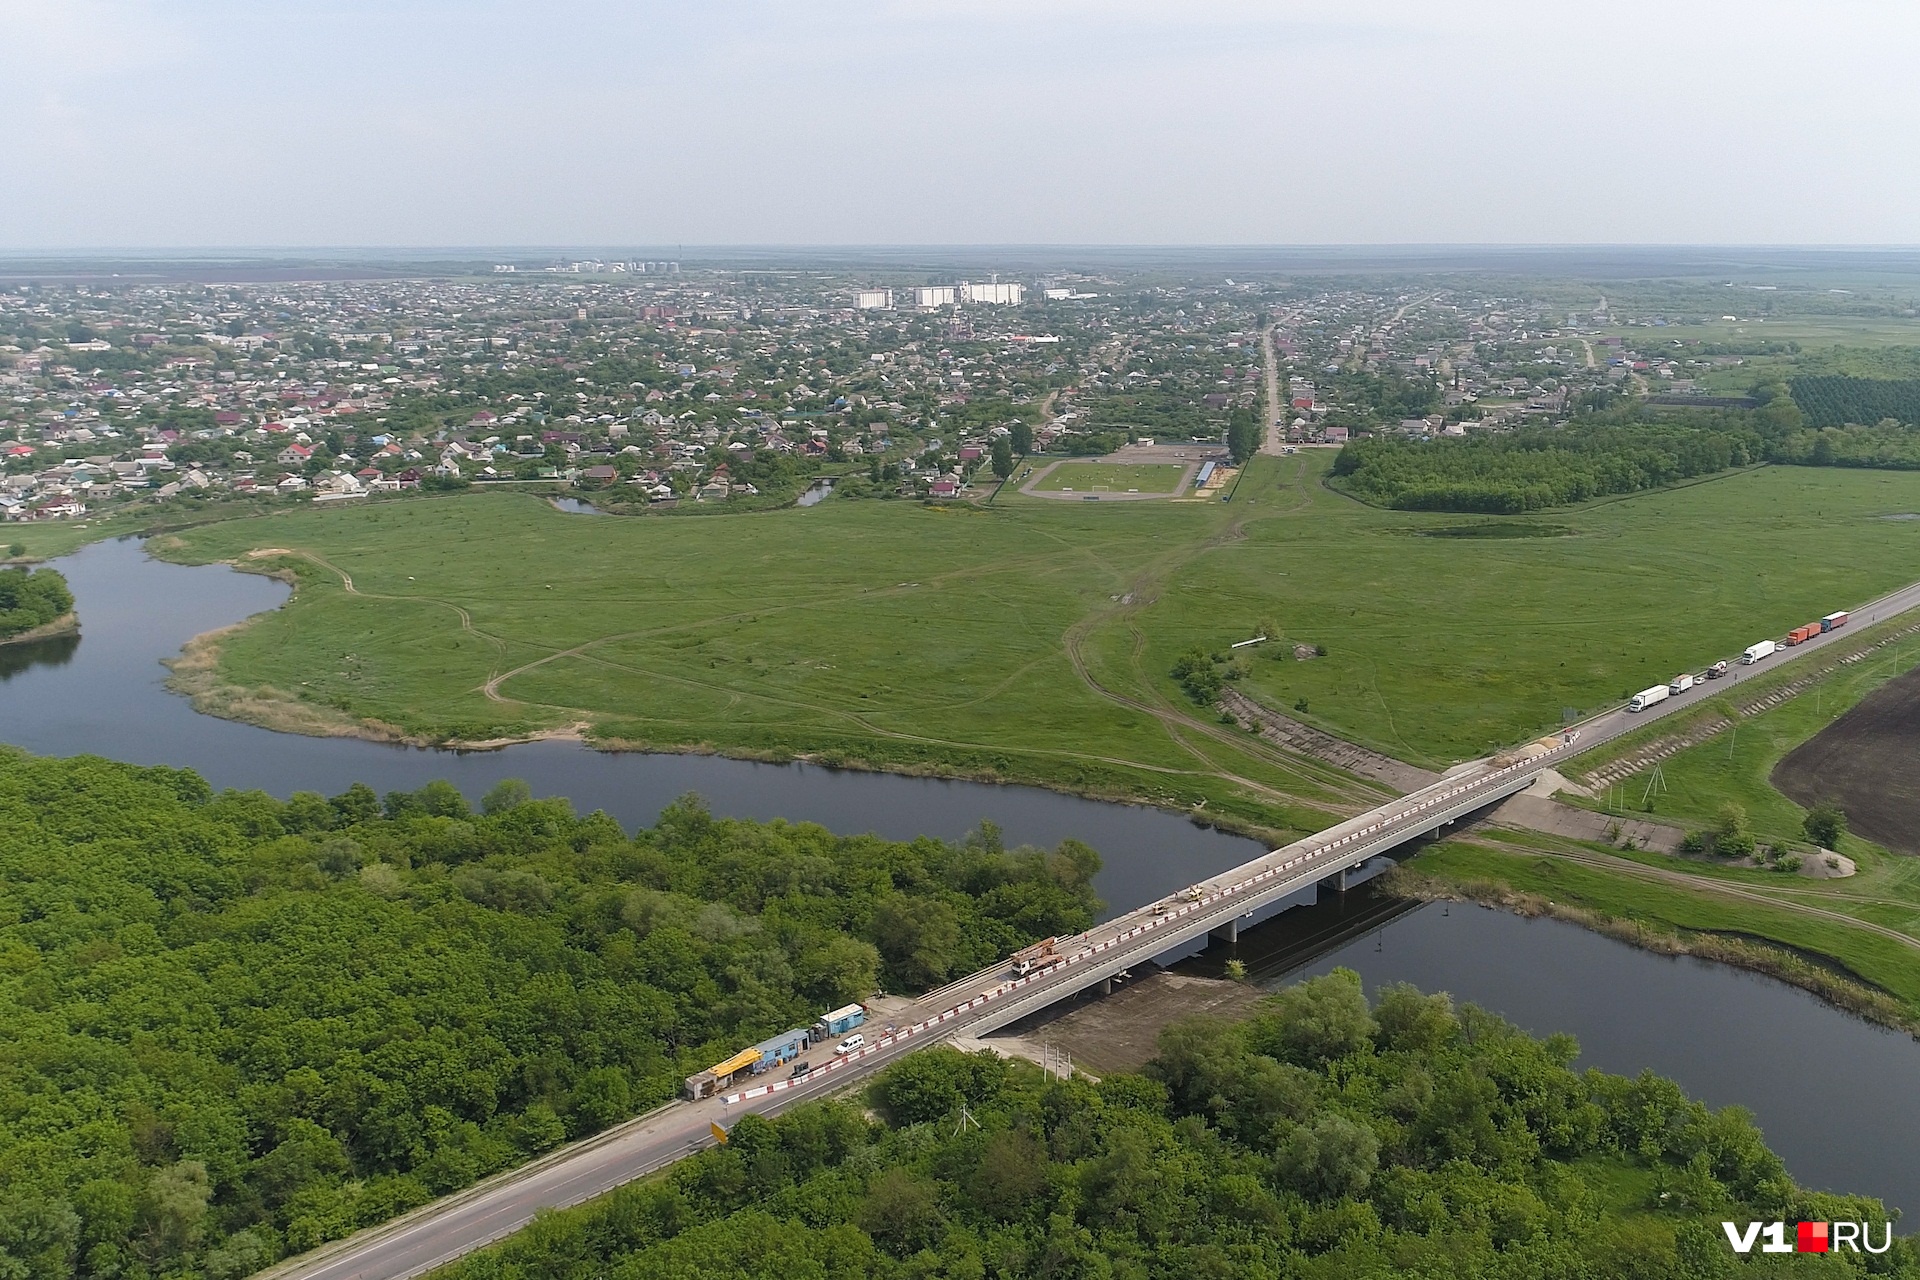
[1623,605,1851,713]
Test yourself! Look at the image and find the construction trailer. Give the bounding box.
[751,1028,809,1074]
[683,1045,762,1100]
[817,1003,867,1038]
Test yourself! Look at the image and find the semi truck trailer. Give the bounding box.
[1823,611,1850,631]
[1741,641,1777,665]
[1629,685,1671,712]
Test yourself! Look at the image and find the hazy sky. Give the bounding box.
[3,0,1915,248]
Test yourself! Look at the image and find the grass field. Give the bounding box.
[1030,462,1187,493]
[156,454,1920,815]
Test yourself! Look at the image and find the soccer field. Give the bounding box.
[1030,462,1188,493]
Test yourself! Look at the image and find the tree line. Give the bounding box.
[430,971,1909,1279]
[1328,374,1920,514]
[0,566,74,639]
[0,750,1097,1280]
[1328,422,1757,513]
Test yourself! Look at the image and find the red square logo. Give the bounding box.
[1797,1222,1829,1253]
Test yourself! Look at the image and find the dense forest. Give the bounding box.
[1325,376,1920,512]
[0,566,74,640]
[1328,421,1758,513]
[436,972,1910,1279]
[0,750,1097,1280]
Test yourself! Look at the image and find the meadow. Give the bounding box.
[159,454,1920,817]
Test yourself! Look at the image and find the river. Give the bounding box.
[6,536,1918,1218]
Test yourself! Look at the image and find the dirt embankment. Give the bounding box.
[1773,664,1920,856]
[0,611,79,647]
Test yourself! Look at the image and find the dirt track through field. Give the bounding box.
[1774,663,1920,855]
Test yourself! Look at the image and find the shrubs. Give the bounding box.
[1170,646,1227,704]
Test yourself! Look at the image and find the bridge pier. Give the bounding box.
[1209,917,1239,944]
[1098,976,1113,996]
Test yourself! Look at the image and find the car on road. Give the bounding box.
[833,1034,865,1056]
[790,1061,812,1079]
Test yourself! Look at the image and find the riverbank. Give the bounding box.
[142,539,1332,843]
[0,610,78,646]
[160,602,1308,846]
[1383,860,1918,1036]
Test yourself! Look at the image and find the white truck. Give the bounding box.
[1628,684,1671,712]
[1668,673,1696,695]
[1741,640,1778,665]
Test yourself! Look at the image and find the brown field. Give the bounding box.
[1774,665,1920,854]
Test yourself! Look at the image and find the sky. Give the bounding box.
[1,0,1915,248]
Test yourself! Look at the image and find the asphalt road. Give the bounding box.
[264,577,1920,1280]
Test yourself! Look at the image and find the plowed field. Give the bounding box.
[1774,664,1920,854]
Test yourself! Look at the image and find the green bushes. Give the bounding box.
[0,566,73,638]
[429,971,1910,1280]
[0,751,1097,1278]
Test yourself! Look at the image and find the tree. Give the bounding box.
[1714,802,1756,858]
[991,437,1014,479]
[1274,1113,1379,1199]
[1010,420,1033,455]
[857,1168,944,1256]
[1804,803,1847,849]
[1226,406,1258,464]
[969,1129,1048,1220]
[1257,968,1376,1065]
[483,777,533,814]
[869,893,963,987]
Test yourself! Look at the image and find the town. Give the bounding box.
[0,266,1760,523]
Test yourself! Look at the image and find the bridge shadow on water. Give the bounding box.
[1175,878,1423,985]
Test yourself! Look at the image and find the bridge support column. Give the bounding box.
[1099,976,1113,996]
[1209,917,1239,944]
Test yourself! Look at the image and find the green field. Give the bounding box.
[157,455,1920,816]
[1029,461,1187,493]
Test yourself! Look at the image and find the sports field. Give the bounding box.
[158,454,1920,822]
[1029,462,1187,493]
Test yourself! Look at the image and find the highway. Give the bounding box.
[262,577,1920,1280]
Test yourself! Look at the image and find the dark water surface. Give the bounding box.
[0,539,1263,918]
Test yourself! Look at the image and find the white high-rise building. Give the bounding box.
[960,282,1025,305]
[855,289,893,310]
[915,286,958,308]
